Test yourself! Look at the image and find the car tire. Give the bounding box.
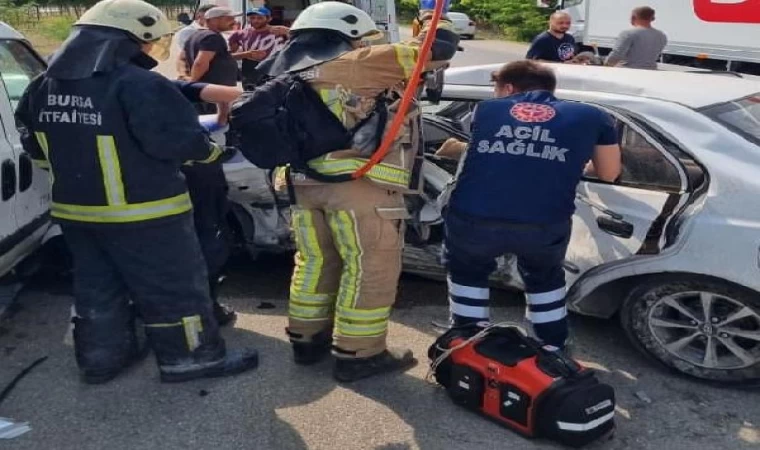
[621,276,760,384]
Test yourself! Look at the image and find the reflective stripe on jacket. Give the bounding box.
[16,60,220,226]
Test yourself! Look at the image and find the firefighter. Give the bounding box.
[442,61,622,349]
[257,1,459,382]
[15,0,259,384]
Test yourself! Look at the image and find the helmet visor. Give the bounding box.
[147,34,173,61]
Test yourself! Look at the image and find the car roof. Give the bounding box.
[0,21,25,40]
[448,12,468,17]
[444,63,760,109]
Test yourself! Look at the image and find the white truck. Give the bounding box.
[546,0,760,74]
[190,0,400,43]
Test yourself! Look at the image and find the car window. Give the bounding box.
[584,118,682,192]
[701,94,760,148]
[448,12,468,19]
[0,40,45,111]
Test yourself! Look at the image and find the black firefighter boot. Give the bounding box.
[73,307,150,385]
[287,329,332,366]
[145,316,258,383]
[333,347,418,383]
[210,274,237,327]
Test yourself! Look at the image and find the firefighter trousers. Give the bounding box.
[61,214,222,372]
[182,163,231,284]
[443,210,572,348]
[287,179,408,359]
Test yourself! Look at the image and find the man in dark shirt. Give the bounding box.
[181,7,240,93]
[178,6,242,327]
[526,11,577,63]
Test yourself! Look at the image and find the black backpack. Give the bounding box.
[229,73,386,182]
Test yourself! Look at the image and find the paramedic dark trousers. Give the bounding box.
[61,214,220,371]
[181,163,231,294]
[444,210,571,348]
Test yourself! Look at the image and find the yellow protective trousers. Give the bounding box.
[287,179,408,359]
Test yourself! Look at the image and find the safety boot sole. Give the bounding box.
[333,348,418,383]
[159,349,259,383]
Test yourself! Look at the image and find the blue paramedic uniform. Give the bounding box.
[445,90,617,347]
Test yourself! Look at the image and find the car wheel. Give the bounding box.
[621,276,760,384]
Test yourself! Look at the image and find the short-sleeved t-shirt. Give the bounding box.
[184,30,239,86]
[449,91,618,224]
[228,27,287,78]
[526,31,577,62]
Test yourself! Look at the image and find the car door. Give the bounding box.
[564,105,695,285]
[0,39,49,232]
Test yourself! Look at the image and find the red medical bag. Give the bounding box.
[428,324,616,448]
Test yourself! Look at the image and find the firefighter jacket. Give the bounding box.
[15,52,222,226]
[290,14,459,193]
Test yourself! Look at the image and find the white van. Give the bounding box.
[0,21,59,314]
[543,0,760,74]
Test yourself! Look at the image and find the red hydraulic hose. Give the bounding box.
[350,0,446,180]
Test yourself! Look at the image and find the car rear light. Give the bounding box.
[469,21,475,26]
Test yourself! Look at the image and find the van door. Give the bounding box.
[0,39,49,232]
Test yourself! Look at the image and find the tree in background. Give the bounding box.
[399,0,554,42]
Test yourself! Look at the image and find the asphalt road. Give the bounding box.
[1,254,759,450]
[2,27,760,450]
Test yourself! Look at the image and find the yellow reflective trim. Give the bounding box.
[290,290,334,305]
[51,193,192,223]
[182,315,203,352]
[393,45,418,79]
[335,320,388,337]
[32,159,50,169]
[309,158,410,186]
[34,131,54,184]
[336,305,391,321]
[319,89,343,120]
[291,209,325,296]
[329,210,363,310]
[196,144,223,164]
[289,303,332,320]
[97,135,126,206]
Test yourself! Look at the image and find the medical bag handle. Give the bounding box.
[484,326,583,379]
[350,0,446,180]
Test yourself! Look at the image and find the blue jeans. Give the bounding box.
[443,210,571,347]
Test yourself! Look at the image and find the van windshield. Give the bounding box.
[701,94,760,147]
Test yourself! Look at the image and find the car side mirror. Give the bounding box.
[177,12,192,26]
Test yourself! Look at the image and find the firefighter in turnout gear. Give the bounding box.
[443,61,622,349]
[15,0,259,384]
[260,1,459,382]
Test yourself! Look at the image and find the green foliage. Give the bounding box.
[38,15,75,41]
[396,0,552,42]
[453,0,551,41]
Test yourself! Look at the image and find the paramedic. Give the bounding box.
[443,61,621,349]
